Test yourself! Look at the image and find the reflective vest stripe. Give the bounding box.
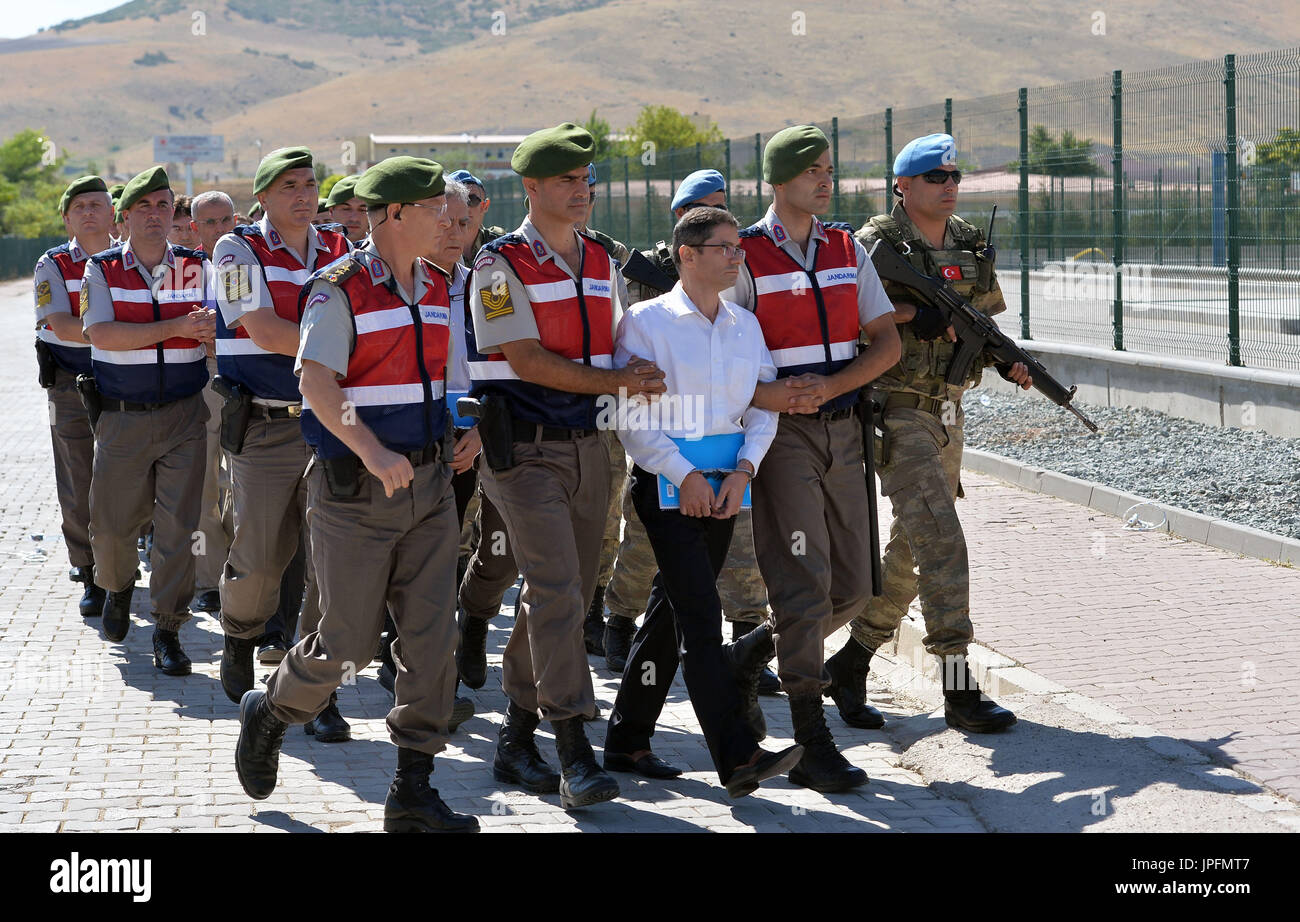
[91,346,208,365]
[353,306,417,335]
[468,352,612,381]
[769,341,857,368]
[302,382,446,411]
[263,265,312,285]
[214,338,270,356]
[37,327,90,349]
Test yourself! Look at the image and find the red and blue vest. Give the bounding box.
[215,223,351,401]
[89,244,210,403]
[739,220,861,413]
[468,231,615,430]
[299,252,451,460]
[36,242,95,375]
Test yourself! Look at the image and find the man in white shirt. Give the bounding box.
[603,207,803,798]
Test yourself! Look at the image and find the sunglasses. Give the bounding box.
[920,169,962,185]
[467,194,483,207]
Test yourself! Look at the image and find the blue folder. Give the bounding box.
[657,432,751,510]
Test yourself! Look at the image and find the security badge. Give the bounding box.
[36,280,52,307]
[481,284,514,320]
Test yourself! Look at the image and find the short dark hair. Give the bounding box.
[172,194,191,218]
[670,206,738,269]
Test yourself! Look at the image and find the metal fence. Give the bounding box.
[0,236,64,284]
[483,47,1300,372]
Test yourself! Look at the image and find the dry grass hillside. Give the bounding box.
[4,0,1298,179]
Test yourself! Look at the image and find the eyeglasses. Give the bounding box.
[692,243,745,259]
[197,216,235,228]
[400,201,449,216]
[920,169,962,185]
[467,195,483,208]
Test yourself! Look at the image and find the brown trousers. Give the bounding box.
[476,434,608,721]
[751,413,874,696]
[47,368,94,569]
[195,363,232,590]
[266,461,460,754]
[89,391,208,630]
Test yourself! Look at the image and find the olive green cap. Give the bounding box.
[253,146,314,195]
[59,175,108,214]
[325,174,361,208]
[117,166,172,213]
[763,125,830,185]
[510,123,594,178]
[108,183,126,203]
[354,156,445,205]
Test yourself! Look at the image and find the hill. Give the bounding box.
[3,0,1297,180]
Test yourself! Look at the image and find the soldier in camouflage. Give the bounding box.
[827,134,1028,734]
[599,171,778,695]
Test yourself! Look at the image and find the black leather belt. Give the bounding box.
[401,442,445,466]
[250,403,302,420]
[100,397,174,412]
[817,405,857,421]
[511,419,598,442]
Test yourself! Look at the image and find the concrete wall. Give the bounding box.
[981,340,1300,438]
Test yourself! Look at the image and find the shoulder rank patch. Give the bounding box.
[223,266,253,302]
[480,285,514,320]
[36,279,52,307]
[322,257,362,286]
[79,285,89,314]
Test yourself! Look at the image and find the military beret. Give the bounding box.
[763,125,830,185]
[894,133,958,177]
[354,156,445,205]
[108,183,126,203]
[446,169,484,190]
[511,123,595,178]
[117,166,172,213]
[325,174,361,208]
[671,169,727,212]
[59,175,108,215]
[253,146,315,195]
[317,198,328,213]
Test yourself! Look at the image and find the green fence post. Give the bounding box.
[884,107,894,209]
[695,142,702,172]
[832,116,841,221]
[1196,165,1202,267]
[724,138,732,197]
[944,98,952,136]
[754,133,762,205]
[623,156,632,246]
[645,159,653,250]
[1225,53,1241,366]
[1156,167,1163,265]
[1111,70,1125,351]
[1018,87,1030,340]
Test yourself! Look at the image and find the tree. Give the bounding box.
[1010,125,1103,176]
[622,105,723,164]
[582,110,617,163]
[0,129,69,238]
[1256,127,1300,169]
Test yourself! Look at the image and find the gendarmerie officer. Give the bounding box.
[234,156,477,833]
[726,126,901,792]
[466,123,664,808]
[80,166,217,673]
[33,175,115,619]
[212,147,353,742]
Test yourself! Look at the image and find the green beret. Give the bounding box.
[325,174,361,208]
[763,125,830,185]
[108,183,126,203]
[253,146,314,195]
[354,156,445,206]
[117,166,172,213]
[511,123,594,178]
[59,175,108,214]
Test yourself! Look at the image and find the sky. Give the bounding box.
[0,0,128,39]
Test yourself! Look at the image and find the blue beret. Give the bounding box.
[671,169,727,213]
[447,169,484,189]
[893,133,959,177]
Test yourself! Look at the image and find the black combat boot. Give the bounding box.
[235,690,287,800]
[220,634,258,704]
[726,621,774,741]
[456,610,490,689]
[787,692,869,793]
[152,627,192,676]
[732,621,781,696]
[101,585,134,642]
[584,583,607,656]
[384,748,479,833]
[824,637,885,729]
[551,716,619,809]
[941,656,1017,733]
[191,589,221,614]
[603,615,636,672]
[493,702,561,794]
[305,691,351,742]
[72,566,106,619]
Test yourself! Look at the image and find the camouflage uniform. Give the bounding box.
[848,203,1005,657]
[626,240,677,305]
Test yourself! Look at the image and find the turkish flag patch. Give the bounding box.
[941,265,963,280]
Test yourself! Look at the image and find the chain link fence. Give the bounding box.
[481,47,1300,372]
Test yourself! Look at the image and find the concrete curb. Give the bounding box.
[962,447,1300,567]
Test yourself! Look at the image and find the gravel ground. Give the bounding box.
[962,390,1300,539]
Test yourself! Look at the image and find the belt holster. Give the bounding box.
[321,455,360,498]
[35,339,58,389]
[211,375,253,454]
[478,394,516,472]
[74,373,102,429]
